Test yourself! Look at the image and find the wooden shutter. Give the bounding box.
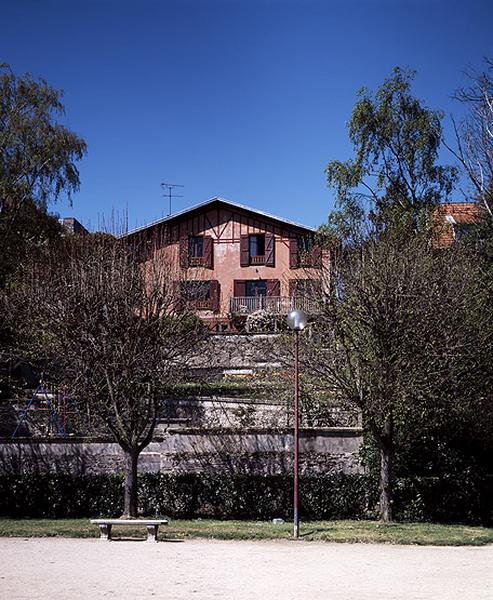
[179,236,189,268]
[266,279,280,297]
[311,279,322,296]
[289,238,299,268]
[210,280,220,312]
[240,235,249,266]
[234,280,246,297]
[203,236,213,269]
[265,233,275,266]
[289,279,298,297]
[311,244,322,267]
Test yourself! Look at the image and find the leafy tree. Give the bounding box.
[0,63,86,399]
[305,231,492,521]
[313,68,492,522]
[0,62,86,288]
[325,67,456,237]
[444,59,493,278]
[11,234,207,517]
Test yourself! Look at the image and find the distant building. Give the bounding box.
[434,202,482,247]
[59,217,89,236]
[125,197,326,331]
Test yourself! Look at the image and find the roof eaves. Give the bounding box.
[124,196,316,237]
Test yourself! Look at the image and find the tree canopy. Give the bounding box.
[0,63,86,288]
[305,232,492,521]
[325,67,456,239]
[313,67,493,522]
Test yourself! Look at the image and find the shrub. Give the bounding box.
[0,471,490,524]
[0,474,123,518]
[246,310,277,333]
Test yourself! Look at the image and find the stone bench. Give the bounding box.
[90,519,169,542]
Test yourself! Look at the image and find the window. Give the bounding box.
[245,280,267,297]
[249,234,265,258]
[297,237,315,266]
[297,237,313,254]
[181,280,211,305]
[179,280,219,311]
[231,279,280,314]
[249,235,266,265]
[240,233,275,267]
[180,235,213,268]
[290,236,321,268]
[189,236,204,258]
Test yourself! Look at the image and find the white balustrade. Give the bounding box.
[229,296,315,315]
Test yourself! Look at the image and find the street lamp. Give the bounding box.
[286,308,308,539]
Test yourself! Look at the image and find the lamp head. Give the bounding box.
[286,309,308,331]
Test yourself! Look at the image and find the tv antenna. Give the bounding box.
[161,182,184,216]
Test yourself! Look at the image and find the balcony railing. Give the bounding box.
[249,255,265,265]
[229,296,317,315]
[193,299,213,310]
[188,256,207,267]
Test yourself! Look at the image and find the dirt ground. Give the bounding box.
[0,537,492,600]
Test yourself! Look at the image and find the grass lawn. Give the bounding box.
[0,518,492,546]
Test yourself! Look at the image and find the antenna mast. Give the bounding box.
[161,182,184,216]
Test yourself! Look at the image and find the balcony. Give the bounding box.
[229,296,317,316]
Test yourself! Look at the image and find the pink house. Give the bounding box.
[126,197,325,330]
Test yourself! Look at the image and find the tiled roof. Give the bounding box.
[125,196,316,237]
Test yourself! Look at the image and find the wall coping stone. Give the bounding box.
[0,427,363,445]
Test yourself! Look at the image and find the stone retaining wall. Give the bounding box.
[0,427,362,476]
[190,333,284,372]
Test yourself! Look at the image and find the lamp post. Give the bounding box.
[286,308,308,539]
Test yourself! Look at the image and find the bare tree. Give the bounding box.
[303,230,492,521]
[446,58,493,217]
[13,233,207,517]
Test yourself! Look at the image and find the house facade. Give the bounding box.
[127,197,325,330]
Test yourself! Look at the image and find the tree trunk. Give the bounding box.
[376,409,394,522]
[123,448,139,518]
[379,439,393,522]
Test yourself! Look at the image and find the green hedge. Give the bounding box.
[393,474,493,525]
[0,474,124,518]
[138,472,377,521]
[0,472,491,524]
[0,472,375,520]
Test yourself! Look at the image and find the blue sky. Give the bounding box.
[2,0,492,231]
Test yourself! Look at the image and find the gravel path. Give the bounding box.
[0,537,492,599]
